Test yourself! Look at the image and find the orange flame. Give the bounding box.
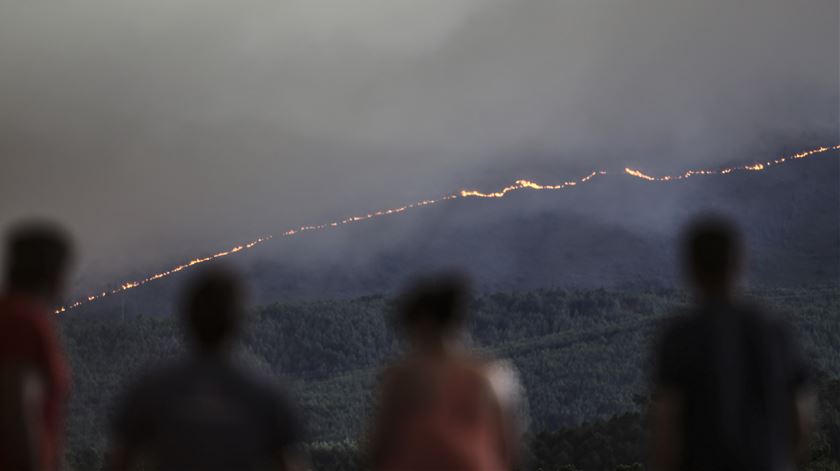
[624,145,839,181]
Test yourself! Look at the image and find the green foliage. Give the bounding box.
[58,286,840,469]
[528,412,649,471]
[309,440,366,471]
[528,378,840,471]
[615,464,645,471]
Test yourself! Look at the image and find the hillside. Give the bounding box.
[60,286,840,469]
[71,150,840,318]
[308,378,840,471]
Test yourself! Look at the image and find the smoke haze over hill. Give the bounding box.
[0,0,837,287]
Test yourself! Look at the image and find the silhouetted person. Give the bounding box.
[0,222,74,471]
[368,273,524,471]
[651,215,814,471]
[107,269,305,471]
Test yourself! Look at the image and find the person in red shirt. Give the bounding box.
[0,222,73,471]
[368,274,525,471]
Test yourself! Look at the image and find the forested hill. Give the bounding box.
[307,377,840,471]
[60,286,840,469]
[72,151,840,317]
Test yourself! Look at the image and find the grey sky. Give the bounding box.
[1,0,837,281]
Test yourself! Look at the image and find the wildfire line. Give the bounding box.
[624,145,840,181]
[55,145,839,314]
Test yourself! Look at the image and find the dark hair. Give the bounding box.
[4,221,73,293]
[395,272,471,334]
[681,214,743,283]
[181,268,244,352]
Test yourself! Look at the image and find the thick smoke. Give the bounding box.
[0,0,836,285]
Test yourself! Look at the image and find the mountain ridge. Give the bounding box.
[70,150,839,317]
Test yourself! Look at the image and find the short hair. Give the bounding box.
[180,268,244,351]
[395,272,471,334]
[681,215,743,283]
[4,221,73,292]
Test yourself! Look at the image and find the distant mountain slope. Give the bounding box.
[74,151,839,317]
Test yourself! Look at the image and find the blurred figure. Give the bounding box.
[368,273,524,471]
[651,215,815,471]
[0,222,74,471]
[106,269,305,471]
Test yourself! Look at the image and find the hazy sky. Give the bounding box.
[1,0,837,280]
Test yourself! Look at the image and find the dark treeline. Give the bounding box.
[527,376,840,471]
[306,377,840,471]
[60,286,840,470]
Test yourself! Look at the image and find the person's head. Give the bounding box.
[394,272,471,352]
[180,268,245,354]
[3,221,74,304]
[681,214,743,300]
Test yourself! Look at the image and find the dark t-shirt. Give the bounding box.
[112,356,303,471]
[654,301,811,471]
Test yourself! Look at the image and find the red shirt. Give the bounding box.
[0,293,70,471]
[376,359,509,471]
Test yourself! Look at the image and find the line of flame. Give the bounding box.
[55,144,839,314]
[459,171,607,198]
[624,145,840,181]
[55,171,607,314]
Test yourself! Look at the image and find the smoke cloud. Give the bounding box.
[0,0,836,283]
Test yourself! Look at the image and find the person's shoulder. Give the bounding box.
[111,362,183,432]
[251,373,294,402]
[378,359,422,393]
[122,360,192,401]
[481,359,525,402]
[732,298,770,317]
[0,294,44,326]
[226,362,297,409]
[450,354,506,392]
[0,295,57,359]
[658,306,698,339]
[227,365,304,438]
[654,307,712,363]
[378,362,405,383]
[381,355,441,380]
[0,305,35,338]
[733,300,790,331]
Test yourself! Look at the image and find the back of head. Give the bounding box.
[4,221,74,302]
[395,272,471,343]
[681,214,743,296]
[180,268,245,354]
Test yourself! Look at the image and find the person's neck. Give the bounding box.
[697,286,735,305]
[413,337,461,359]
[194,347,230,362]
